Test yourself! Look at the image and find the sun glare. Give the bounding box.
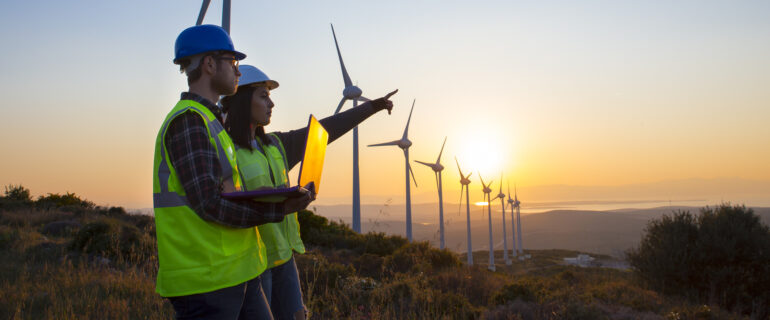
[474,201,489,206]
[456,131,507,179]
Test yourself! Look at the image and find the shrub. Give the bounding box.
[356,231,407,256]
[4,184,31,201]
[370,277,478,319]
[627,203,770,317]
[70,218,155,262]
[429,267,507,307]
[493,280,540,304]
[36,192,95,210]
[384,242,461,275]
[627,210,699,296]
[0,184,34,210]
[588,281,663,312]
[352,253,384,279]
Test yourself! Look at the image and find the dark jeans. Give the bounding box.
[261,256,306,320]
[168,276,273,320]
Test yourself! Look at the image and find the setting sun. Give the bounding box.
[455,129,509,180]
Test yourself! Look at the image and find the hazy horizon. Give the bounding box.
[1,1,768,210]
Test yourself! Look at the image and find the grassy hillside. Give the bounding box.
[0,188,747,319]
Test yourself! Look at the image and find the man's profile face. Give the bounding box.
[211,54,241,96]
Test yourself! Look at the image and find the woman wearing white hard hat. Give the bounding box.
[222,64,397,319]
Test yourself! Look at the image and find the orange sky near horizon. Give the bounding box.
[0,1,769,209]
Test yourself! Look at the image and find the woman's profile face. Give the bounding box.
[250,86,274,127]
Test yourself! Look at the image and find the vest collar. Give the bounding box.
[180,92,223,121]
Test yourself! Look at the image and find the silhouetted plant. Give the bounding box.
[4,184,31,201]
[70,218,154,262]
[627,203,770,317]
[36,192,95,210]
[0,184,34,210]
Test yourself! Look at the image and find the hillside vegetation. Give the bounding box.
[0,185,759,319]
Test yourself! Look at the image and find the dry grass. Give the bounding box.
[0,204,750,319]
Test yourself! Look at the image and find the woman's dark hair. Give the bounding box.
[221,85,272,150]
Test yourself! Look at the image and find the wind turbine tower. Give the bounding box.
[195,0,232,33]
[507,182,518,260]
[415,137,448,249]
[330,24,371,233]
[368,101,418,241]
[479,174,495,272]
[491,175,510,265]
[514,186,525,259]
[456,157,473,266]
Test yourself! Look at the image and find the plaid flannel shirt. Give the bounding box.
[164,92,286,228]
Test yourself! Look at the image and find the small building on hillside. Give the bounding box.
[563,254,595,267]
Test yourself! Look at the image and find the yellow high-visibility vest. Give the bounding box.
[153,99,267,297]
[236,133,305,268]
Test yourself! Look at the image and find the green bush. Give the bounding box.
[36,192,95,210]
[4,184,31,201]
[370,277,477,319]
[384,242,461,275]
[493,280,539,304]
[297,210,408,256]
[70,218,155,262]
[627,203,770,317]
[0,184,34,210]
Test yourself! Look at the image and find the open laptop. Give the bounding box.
[222,114,328,200]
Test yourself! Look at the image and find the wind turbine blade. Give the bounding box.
[414,160,434,168]
[334,97,347,114]
[330,24,353,88]
[455,157,464,177]
[402,99,415,140]
[222,0,231,33]
[357,96,370,102]
[367,140,401,147]
[479,173,486,188]
[491,194,501,201]
[508,181,511,196]
[436,136,447,164]
[196,0,211,25]
[499,173,504,194]
[467,172,473,180]
[408,162,418,187]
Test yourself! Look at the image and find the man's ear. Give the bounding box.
[201,55,217,76]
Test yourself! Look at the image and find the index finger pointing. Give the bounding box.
[384,89,399,100]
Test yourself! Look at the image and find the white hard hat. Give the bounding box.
[237,65,279,90]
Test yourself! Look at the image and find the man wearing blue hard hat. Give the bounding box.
[152,24,313,319]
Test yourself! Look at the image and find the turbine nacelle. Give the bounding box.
[460,177,471,185]
[343,86,363,99]
[496,192,506,200]
[399,139,412,150]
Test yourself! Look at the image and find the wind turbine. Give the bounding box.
[479,174,495,272]
[491,174,510,265]
[456,157,473,266]
[368,101,418,241]
[415,137,448,249]
[514,186,526,259]
[195,0,231,33]
[507,182,518,260]
[330,24,371,233]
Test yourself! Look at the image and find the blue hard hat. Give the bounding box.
[174,24,246,64]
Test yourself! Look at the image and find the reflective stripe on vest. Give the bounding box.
[236,133,305,268]
[153,99,266,297]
